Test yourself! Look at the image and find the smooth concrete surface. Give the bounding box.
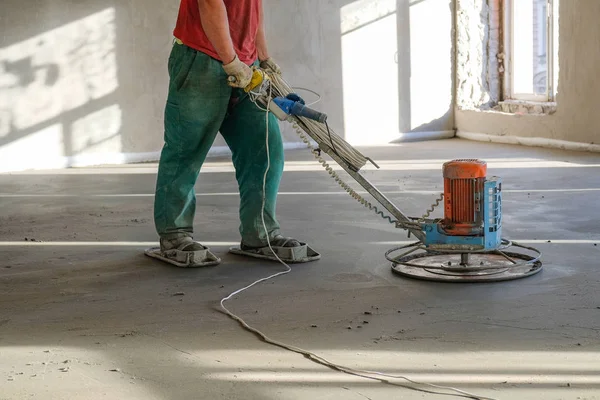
[0,0,454,172]
[457,1,600,146]
[1,138,600,400]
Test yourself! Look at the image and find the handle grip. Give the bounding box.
[290,103,328,123]
[272,97,328,123]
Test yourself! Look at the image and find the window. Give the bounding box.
[504,0,559,102]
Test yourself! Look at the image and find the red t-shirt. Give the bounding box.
[173,0,261,65]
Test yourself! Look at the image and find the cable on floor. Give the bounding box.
[218,76,498,400]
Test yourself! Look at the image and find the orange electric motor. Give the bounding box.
[442,159,487,236]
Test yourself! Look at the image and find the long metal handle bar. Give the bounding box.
[292,117,426,242]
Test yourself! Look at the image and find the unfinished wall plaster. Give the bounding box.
[456,0,501,110]
[457,1,600,149]
[0,0,455,172]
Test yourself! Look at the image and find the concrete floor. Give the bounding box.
[1,138,599,400]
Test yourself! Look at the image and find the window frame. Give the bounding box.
[503,0,558,103]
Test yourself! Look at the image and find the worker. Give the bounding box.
[146,0,320,267]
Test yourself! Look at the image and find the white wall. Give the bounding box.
[0,0,455,172]
[456,1,600,149]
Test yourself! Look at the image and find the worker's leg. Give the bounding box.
[219,90,286,248]
[154,43,231,247]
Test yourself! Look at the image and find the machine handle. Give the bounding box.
[273,97,328,123]
[290,102,328,123]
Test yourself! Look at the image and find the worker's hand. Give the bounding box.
[260,58,281,75]
[223,55,253,88]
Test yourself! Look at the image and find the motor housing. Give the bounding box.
[442,159,487,236]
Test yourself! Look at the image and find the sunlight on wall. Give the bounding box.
[72,105,122,154]
[0,8,120,171]
[340,0,453,145]
[0,124,64,170]
[409,0,453,130]
[341,0,399,146]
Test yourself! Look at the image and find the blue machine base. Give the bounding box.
[423,178,502,251]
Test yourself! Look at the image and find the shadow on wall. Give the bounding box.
[0,5,122,172]
[338,0,454,146]
[0,0,176,173]
[0,0,455,172]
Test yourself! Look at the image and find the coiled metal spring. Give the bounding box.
[292,121,421,231]
[417,193,444,223]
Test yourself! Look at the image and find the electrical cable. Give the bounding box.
[325,120,338,156]
[291,86,322,106]
[218,72,498,400]
[269,73,368,171]
[291,120,422,231]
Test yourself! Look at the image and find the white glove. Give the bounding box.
[223,55,253,88]
[260,58,281,75]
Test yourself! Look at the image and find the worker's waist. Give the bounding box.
[171,37,256,65]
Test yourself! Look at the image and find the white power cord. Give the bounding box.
[218,79,497,400]
[291,86,321,106]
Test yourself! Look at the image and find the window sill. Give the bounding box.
[494,100,557,115]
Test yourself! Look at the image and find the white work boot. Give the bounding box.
[160,236,206,252]
[144,236,221,268]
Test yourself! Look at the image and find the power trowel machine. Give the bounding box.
[236,68,543,282]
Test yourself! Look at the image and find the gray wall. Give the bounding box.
[456,0,600,147]
[0,0,455,172]
[0,0,177,171]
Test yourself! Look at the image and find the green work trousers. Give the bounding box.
[154,42,284,247]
